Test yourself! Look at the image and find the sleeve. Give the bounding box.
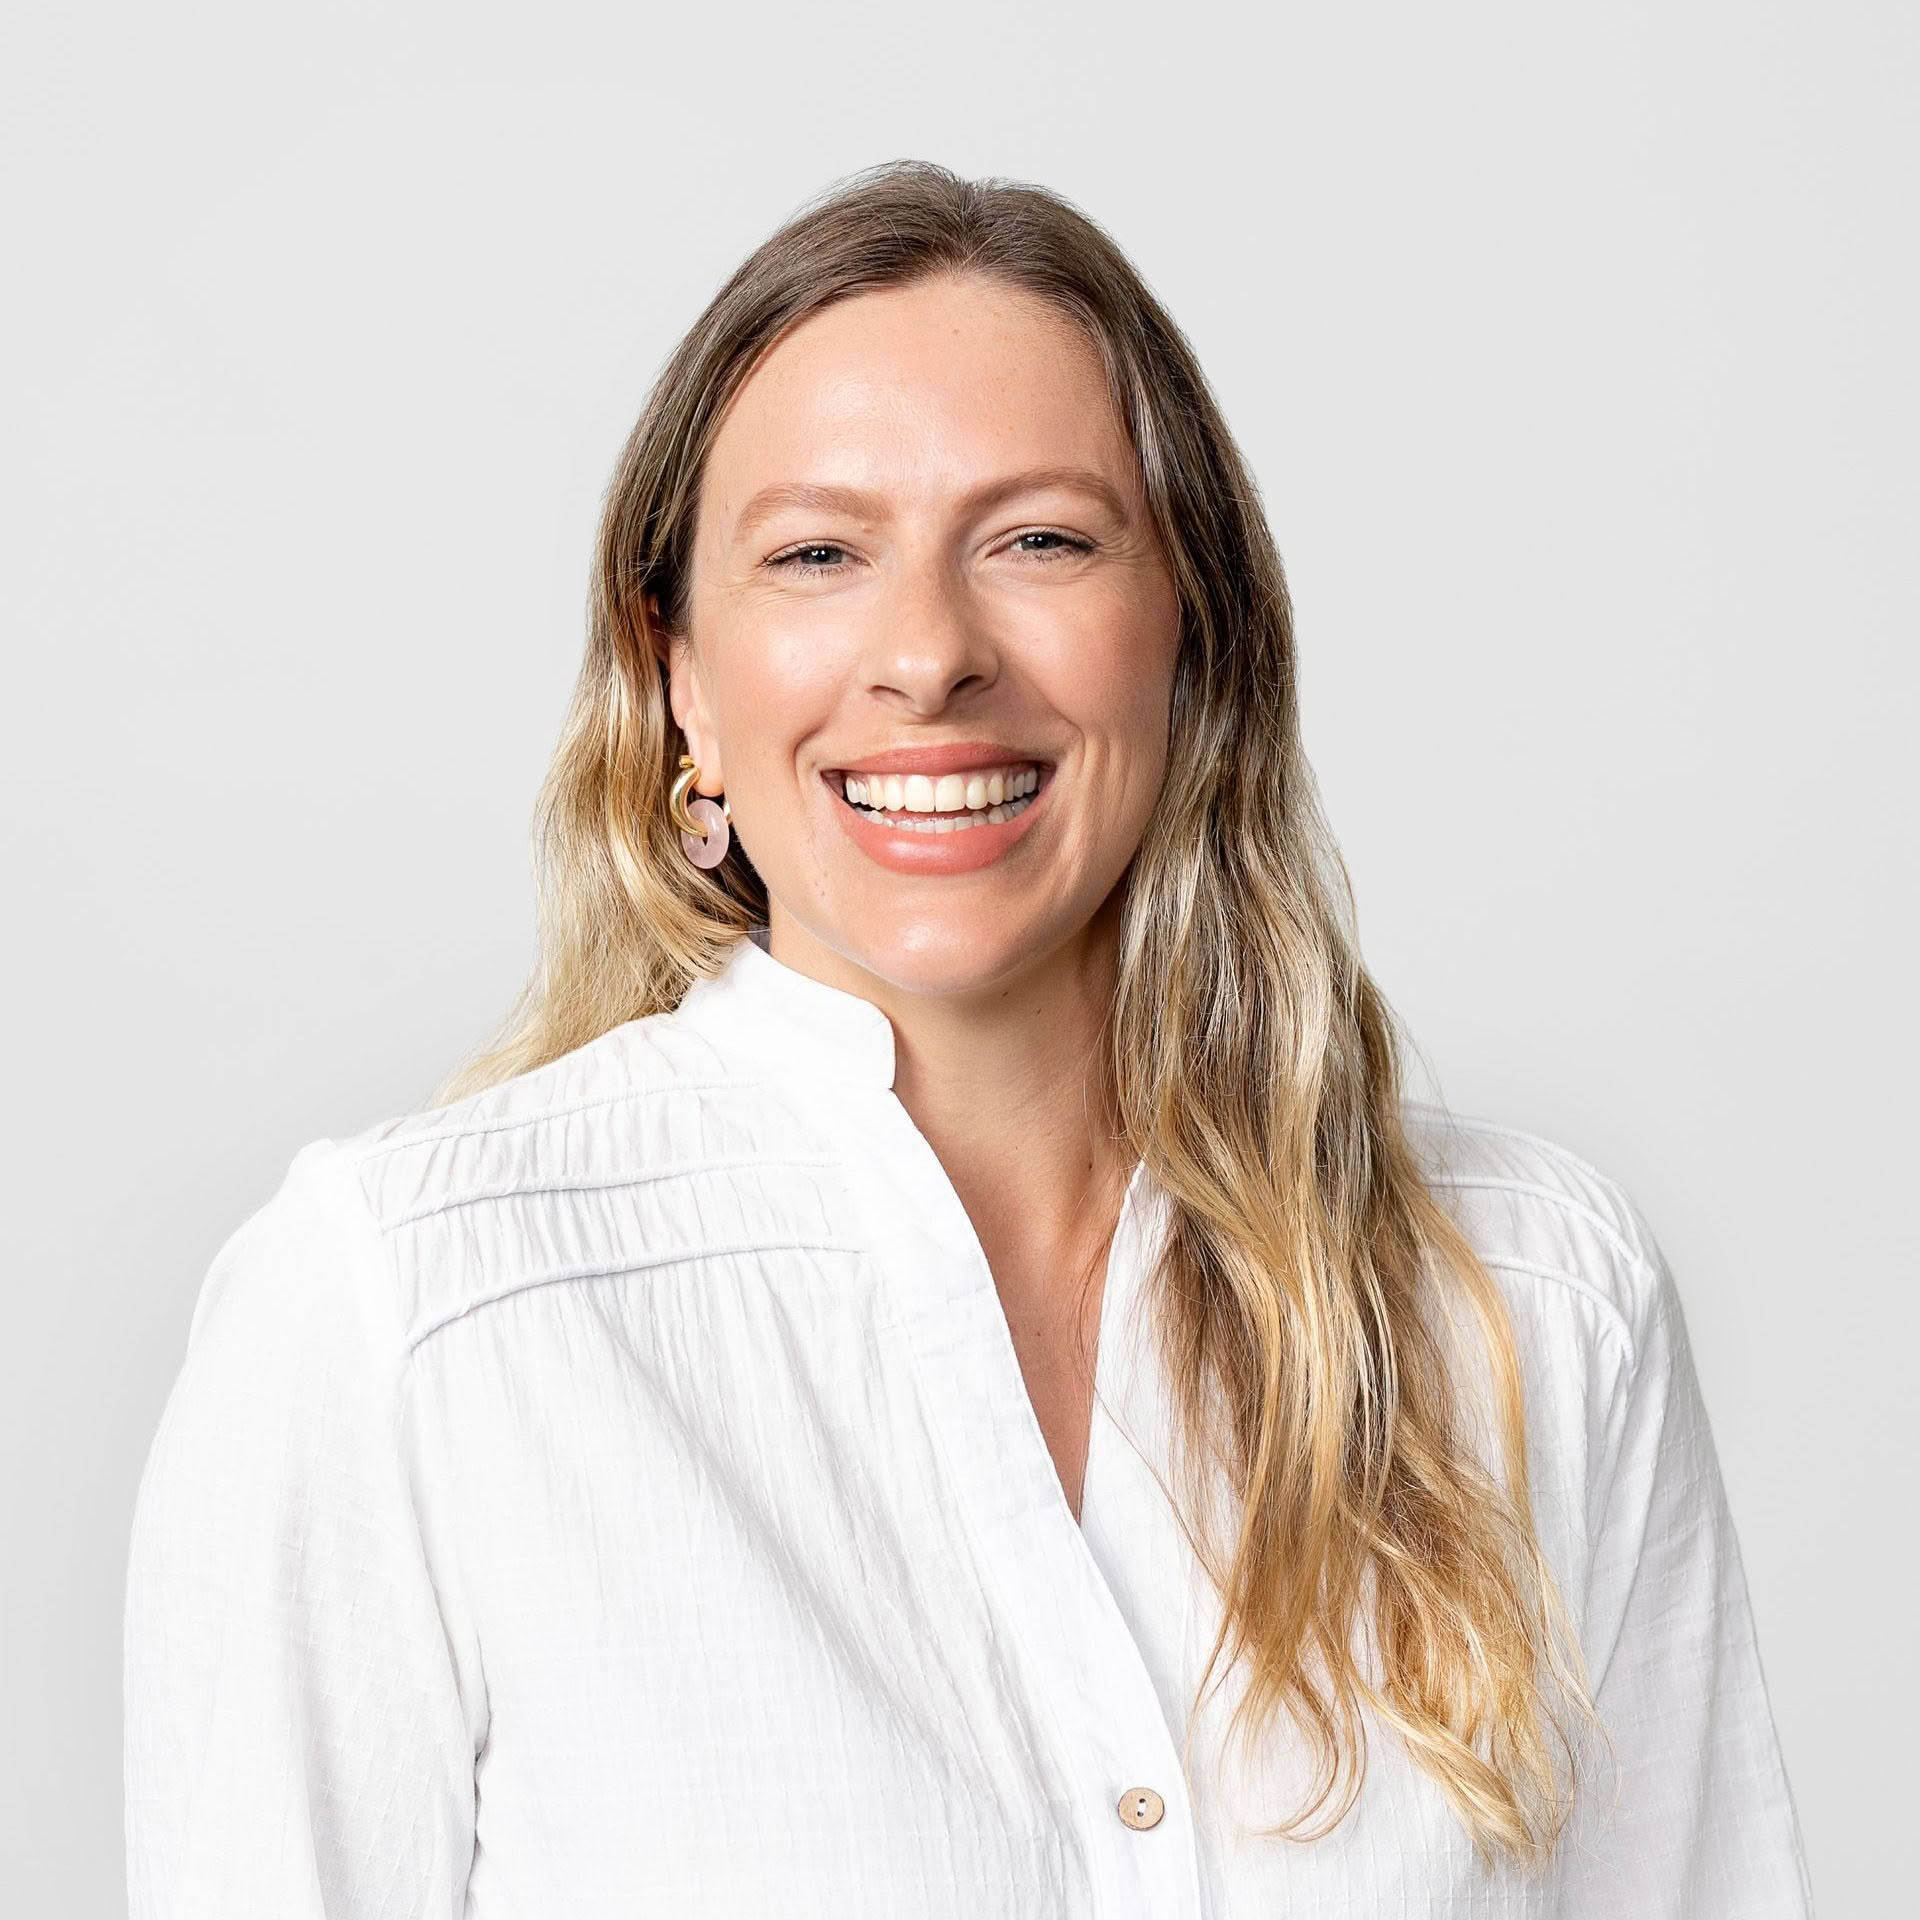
[1551,1212,1814,1917]
[123,1142,481,1918]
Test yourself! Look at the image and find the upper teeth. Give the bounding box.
[843,766,1041,813]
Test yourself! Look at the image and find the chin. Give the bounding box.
[840,918,1064,1001]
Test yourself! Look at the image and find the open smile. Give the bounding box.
[819,759,1055,872]
[828,760,1048,833]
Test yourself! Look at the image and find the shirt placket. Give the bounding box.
[826,1084,1208,1920]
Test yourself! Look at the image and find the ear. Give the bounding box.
[656,599,726,799]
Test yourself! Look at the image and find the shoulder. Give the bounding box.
[181,1137,391,1365]
[229,1005,804,1354]
[1402,1100,1671,1368]
[334,996,768,1200]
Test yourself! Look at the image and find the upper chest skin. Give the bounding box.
[974,1208,1117,1527]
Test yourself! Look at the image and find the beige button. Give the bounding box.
[1117,1786,1165,1830]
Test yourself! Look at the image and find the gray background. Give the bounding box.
[5,2,1912,1910]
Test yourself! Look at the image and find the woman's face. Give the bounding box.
[667,272,1181,1001]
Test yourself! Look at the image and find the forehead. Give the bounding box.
[701,274,1134,514]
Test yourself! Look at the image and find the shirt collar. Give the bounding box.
[671,927,1168,1258]
[671,925,898,1089]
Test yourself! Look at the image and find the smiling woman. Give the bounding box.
[122,162,1811,1919]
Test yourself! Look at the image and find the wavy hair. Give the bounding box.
[438,160,1591,1862]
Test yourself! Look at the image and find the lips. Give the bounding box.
[827,747,1053,874]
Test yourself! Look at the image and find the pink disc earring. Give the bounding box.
[669,754,731,869]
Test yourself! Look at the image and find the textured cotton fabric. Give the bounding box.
[124,928,1813,1917]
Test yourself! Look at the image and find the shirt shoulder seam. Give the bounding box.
[1422,1171,1648,1274]
[1476,1253,1639,1362]
[351,1073,787,1166]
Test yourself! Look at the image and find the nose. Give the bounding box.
[860,546,999,714]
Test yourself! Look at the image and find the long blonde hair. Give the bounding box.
[440,161,1590,1862]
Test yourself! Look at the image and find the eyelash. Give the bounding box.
[767,530,1094,577]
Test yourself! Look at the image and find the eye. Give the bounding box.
[768,542,850,576]
[1009,530,1094,559]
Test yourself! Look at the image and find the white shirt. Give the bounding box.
[123,927,1813,1918]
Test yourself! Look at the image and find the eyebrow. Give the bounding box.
[730,465,1133,545]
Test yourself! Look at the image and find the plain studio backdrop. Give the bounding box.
[4,2,1912,1910]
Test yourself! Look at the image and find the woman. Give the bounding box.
[123,162,1811,1916]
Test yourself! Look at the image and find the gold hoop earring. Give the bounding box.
[670,753,732,869]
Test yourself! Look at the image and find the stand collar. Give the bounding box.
[671,926,897,1090]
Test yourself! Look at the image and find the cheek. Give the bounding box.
[701,610,850,769]
[1031,580,1180,761]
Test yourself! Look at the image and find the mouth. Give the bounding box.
[822,759,1052,835]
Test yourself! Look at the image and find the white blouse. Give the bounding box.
[123,927,1813,1918]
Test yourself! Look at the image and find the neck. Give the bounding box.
[767,890,1137,1296]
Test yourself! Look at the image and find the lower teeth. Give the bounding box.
[852,790,1036,833]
